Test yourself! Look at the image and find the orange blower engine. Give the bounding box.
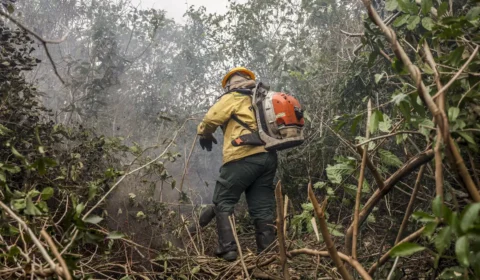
[252,83,305,151]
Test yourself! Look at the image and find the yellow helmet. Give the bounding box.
[222,67,256,88]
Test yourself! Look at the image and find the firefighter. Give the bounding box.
[197,67,277,261]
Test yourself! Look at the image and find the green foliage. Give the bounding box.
[390,242,426,257]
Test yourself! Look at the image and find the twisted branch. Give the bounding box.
[0,9,69,84]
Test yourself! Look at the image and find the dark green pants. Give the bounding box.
[213,152,277,222]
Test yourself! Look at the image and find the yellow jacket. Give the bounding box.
[197,91,267,164]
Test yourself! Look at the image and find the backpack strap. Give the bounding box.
[231,114,256,133]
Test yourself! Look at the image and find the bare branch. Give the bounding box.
[288,248,371,280]
[275,181,290,280]
[354,131,424,147]
[0,9,68,85]
[180,134,198,193]
[40,229,72,280]
[340,30,363,37]
[0,201,65,279]
[228,215,251,280]
[352,99,372,259]
[432,46,479,100]
[308,183,354,280]
[394,165,426,244]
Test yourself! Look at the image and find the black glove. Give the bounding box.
[199,135,217,151]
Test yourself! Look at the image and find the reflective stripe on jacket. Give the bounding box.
[197,91,266,164]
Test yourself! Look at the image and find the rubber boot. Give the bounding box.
[255,220,276,254]
[214,212,238,261]
[187,205,216,235]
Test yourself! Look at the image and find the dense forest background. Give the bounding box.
[1,0,479,279]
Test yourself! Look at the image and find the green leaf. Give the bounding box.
[374,73,384,84]
[84,215,103,224]
[460,203,480,233]
[191,266,201,274]
[301,203,314,211]
[385,0,398,11]
[24,196,42,216]
[438,2,449,17]
[11,147,25,159]
[11,199,26,211]
[40,187,54,200]
[433,196,443,218]
[379,114,392,133]
[448,107,460,122]
[438,267,466,279]
[455,236,469,267]
[407,16,421,30]
[0,170,5,182]
[419,118,434,137]
[0,124,13,135]
[8,245,20,257]
[456,132,475,145]
[370,110,383,134]
[421,0,433,15]
[422,17,434,31]
[423,221,438,237]
[413,211,436,222]
[326,163,354,184]
[392,93,408,105]
[466,7,480,21]
[378,149,403,168]
[34,158,46,175]
[393,14,410,27]
[76,203,85,215]
[107,231,125,239]
[435,226,452,254]
[313,182,326,189]
[2,164,21,174]
[446,47,465,67]
[43,158,57,167]
[398,0,419,14]
[390,242,425,257]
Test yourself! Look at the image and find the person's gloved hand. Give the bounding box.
[199,135,217,151]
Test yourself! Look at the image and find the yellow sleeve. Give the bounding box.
[197,94,241,136]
